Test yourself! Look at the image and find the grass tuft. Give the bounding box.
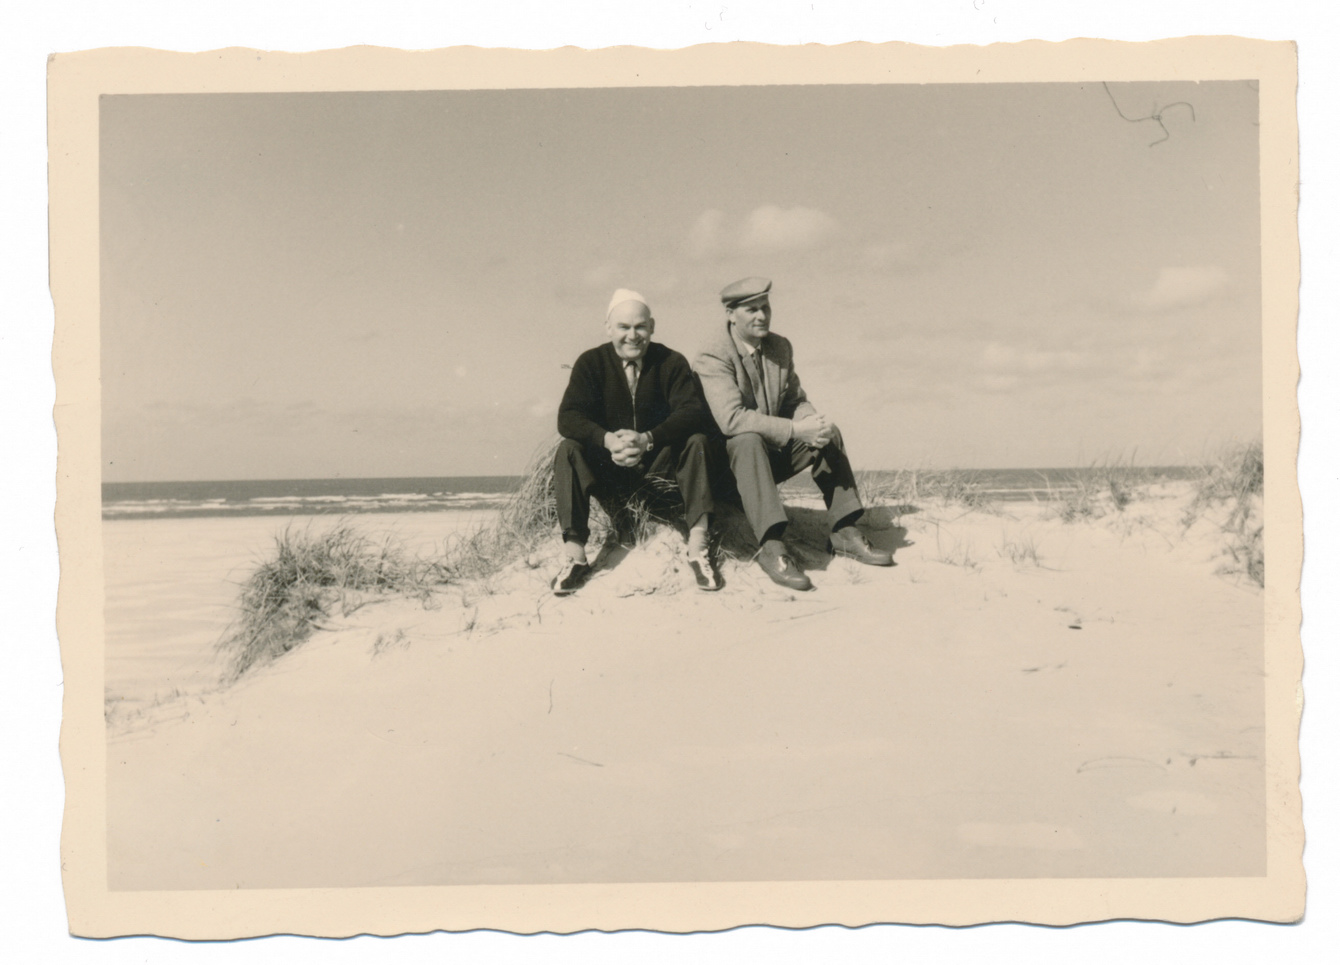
[438,438,565,582]
[998,534,1042,567]
[1184,440,1264,586]
[853,468,990,512]
[217,522,445,679]
[1047,460,1154,523]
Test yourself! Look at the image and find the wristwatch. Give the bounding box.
[643,433,654,453]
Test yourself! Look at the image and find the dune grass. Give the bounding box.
[217,523,447,679]
[1045,460,1160,523]
[998,534,1043,567]
[852,468,991,513]
[1185,440,1264,586]
[438,438,564,582]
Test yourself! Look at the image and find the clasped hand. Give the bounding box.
[605,429,648,467]
[792,413,836,449]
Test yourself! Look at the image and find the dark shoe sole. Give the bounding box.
[827,540,895,566]
[759,566,814,592]
[551,563,593,595]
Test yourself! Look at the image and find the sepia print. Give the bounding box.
[52,39,1302,937]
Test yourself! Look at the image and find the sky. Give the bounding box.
[100,81,1261,481]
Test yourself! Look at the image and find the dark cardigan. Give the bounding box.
[557,342,710,452]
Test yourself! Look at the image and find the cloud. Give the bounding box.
[739,204,839,251]
[1132,266,1230,312]
[978,343,1092,376]
[526,398,554,418]
[684,205,839,259]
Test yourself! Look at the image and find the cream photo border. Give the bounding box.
[50,38,1302,937]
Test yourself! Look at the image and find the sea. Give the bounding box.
[101,468,1200,521]
[102,475,522,520]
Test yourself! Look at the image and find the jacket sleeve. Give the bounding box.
[556,350,611,451]
[644,351,707,450]
[693,343,795,449]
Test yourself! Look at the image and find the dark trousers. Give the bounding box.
[725,429,863,542]
[554,433,716,545]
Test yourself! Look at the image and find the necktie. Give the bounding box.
[624,359,638,399]
[750,352,770,415]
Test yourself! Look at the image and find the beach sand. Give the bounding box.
[104,486,1264,889]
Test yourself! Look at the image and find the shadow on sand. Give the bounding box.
[586,488,912,585]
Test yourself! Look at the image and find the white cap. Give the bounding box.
[606,288,649,319]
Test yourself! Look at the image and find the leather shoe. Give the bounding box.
[828,526,894,566]
[551,559,592,595]
[757,540,813,591]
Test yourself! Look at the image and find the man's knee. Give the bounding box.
[726,432,768,460]
[555,438,600,492]
[555,437,585,463]
[826,425,846,451]
[726,433,780,494]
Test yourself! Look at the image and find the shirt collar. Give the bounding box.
[610,343,644,369]
[730,324,760,358]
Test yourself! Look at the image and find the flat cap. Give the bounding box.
[719,277,772,308]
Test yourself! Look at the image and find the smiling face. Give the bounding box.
[726,296,772,347]
[605,300,655,360]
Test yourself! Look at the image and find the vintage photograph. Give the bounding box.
[52,40,1302,935]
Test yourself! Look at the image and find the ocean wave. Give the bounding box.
[103,494,511,520]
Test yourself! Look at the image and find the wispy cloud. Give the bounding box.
[1131,266,1230,312]
[739,205,839,251]
[685,204,840,259]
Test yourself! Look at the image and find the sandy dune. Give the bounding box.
[106,486,1264,890]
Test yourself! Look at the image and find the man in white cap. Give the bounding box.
[694,277,893,591]
[551,289,720,595]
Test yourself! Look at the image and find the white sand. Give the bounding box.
[105,488,1264,889]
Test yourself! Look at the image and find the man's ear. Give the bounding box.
[647,316,656,335]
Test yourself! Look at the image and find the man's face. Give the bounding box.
[606,301,655,360]
[727,297,772,344]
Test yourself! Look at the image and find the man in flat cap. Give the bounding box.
[551,289,720,595]
[694,277,892,591]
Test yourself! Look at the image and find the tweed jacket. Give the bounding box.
[693,322,818,449]
[557,341,710,453]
